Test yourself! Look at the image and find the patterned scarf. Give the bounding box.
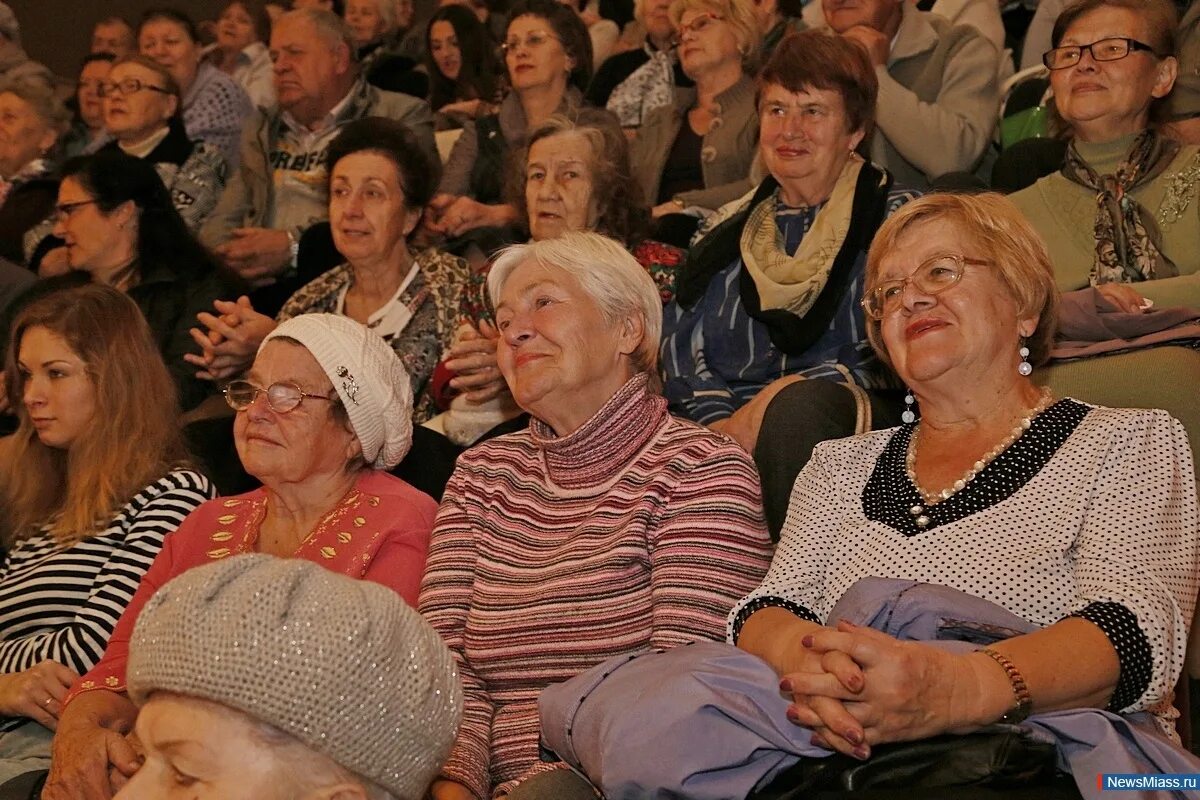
[606,44,676,127]
[738,156,862,315]
[1061,130,1180,285]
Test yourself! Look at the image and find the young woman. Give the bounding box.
[0,284,213,783]
[425,4,502,129]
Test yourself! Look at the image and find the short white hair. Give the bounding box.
[488,232,663,375]
[352,0,398,33]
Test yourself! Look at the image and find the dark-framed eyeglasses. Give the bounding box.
[862,253,989,320]
[1042,37,1160,70]
[222,379,335,414]
[97,78,172,98]
[501,30,561,54]
[53,199,98,222]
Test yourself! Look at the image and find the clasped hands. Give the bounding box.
[778,621,988,760]
[185,296,278,382]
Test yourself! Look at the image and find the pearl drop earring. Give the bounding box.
[902,390,916,424]
[1018,340,1032,376]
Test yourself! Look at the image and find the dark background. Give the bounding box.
[10,0,222,78]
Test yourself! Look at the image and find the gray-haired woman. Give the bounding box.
[419,231,772,800]
[0,74,69,266]
[115,555,461,800]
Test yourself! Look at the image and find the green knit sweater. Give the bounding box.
[1009,132,1200,310]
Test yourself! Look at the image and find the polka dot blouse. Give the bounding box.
[729,401,1199,729]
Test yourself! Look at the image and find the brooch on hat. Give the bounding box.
[336,366,362,406]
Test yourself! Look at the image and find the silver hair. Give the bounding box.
[487,231,663,375]
[359,0,398,33]
[0,73,69,133]
[278,7,359,63]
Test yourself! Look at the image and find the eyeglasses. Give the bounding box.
[1042,37,1160,70]
[501,30,560,54]
[862,254,989,320]
[671,12,723,45]
[53,199,98,222]
[98,78,172,98]
[222,380,335,413]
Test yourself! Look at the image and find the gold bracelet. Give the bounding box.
[980,647,1033,724]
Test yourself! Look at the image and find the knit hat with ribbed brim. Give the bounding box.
[127,555,462,800]
[262,314,413,469]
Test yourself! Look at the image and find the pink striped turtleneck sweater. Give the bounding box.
[418,374,773,798]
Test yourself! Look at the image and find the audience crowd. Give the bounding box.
[0,0,1196,797]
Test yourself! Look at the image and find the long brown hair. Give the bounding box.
[1,284,190,545]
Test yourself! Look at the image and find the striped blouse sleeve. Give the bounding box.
[649,444,774,648]
[418,472,494,800]
[0,472,213,676]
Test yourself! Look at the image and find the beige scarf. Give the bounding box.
[739,156,863,315]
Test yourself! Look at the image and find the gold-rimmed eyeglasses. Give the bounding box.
[501,30,561,54]
[670,12,723,46]
[222,380,335,414]
[862,254,990,320]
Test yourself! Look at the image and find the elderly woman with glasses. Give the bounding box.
[727,192,1198,795]
[419,232,772,800]
[42,313,439,800]
[27,54,228,271]
[1009,0,1200,475]
[1011,0,1194,305]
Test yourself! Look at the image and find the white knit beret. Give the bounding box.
[262,314,413,469]
[127,555,462,800]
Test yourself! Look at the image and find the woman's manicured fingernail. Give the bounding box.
[844,729,862,745]
[853,745,870,760]
[801,634,814,647]
[786,706,802,723]
[779,678,793,693]
[811,733,829,749]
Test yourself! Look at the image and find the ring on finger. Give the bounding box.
[43,697,52,707]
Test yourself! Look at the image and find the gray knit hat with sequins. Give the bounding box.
[127,555,461,799]
[262,314,414,470]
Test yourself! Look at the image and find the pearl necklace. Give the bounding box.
[905,388,1055,526]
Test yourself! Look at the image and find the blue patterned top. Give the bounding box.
[661,186,918,424]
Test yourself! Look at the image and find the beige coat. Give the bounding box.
[629,74,757,211]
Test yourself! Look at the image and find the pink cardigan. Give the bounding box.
[67,470,436,701]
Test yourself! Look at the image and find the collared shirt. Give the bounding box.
[266,83,358,234]
[231,41,275,109]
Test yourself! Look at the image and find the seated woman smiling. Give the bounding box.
[419,232,772,800]
[731,193,1198,793]
[43,313,438,800]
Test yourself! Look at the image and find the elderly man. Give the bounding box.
[821,0,1002,188]
[199,8,434,292]
[90,17,135,58]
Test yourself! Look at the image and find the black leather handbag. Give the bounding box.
[749,726,1083,800]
